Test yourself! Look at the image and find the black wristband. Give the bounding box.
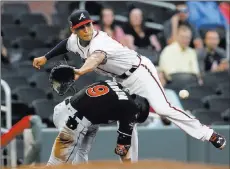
[45,38,69,60]
[117,132,131,145]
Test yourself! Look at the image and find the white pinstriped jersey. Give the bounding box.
[66,30,140,77]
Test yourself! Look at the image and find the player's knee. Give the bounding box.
[151,103,170,115]
[59,118,89,145]
[59,127,75,144]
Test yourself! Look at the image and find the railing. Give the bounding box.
[1,79,17,168]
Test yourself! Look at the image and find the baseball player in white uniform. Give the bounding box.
[33,9,226,163]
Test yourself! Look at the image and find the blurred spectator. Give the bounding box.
[159,25,202,83]
[163,3,203,49]
[219,2,230,25]
[1,37,9,64]
[187,2,228,29]
[123,8,161,51]
[197,30,229,72]
[94,7,127,46]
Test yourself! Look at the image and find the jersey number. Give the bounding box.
[86,85,109,97]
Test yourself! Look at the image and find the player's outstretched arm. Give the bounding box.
[33,38,69,69]
[74,51,105,80]
[115,120,134,162]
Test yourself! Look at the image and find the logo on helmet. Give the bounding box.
[79,13,86,20]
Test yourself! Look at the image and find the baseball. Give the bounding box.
[179,90,189,99]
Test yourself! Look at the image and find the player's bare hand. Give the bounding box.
[74,69,81,80]
[33,56,47,69]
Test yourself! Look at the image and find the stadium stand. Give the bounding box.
[14,63,41,79]
[221,108,230,122]
[216,82,230,98]
[1,13,15,25]
[2,3,30,15]
[165,73,198,92]
[202,95,230,112]
[1,1,229,167]
[28,72,50,90]
[192,108,223,125]
[31,99,58,127]
[2,25,30,40]
[2,76,29,90]
[203,71,229,88]
[28,48,51,61]
[15,13,47,27]
[185,84,216,99]
[12,86,48,105]
[180,98,204,111]
[1,1,229,129]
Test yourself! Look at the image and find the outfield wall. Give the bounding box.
[24,125,230,165]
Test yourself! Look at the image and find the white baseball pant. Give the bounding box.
[117,56,214,141]
[47,101,139,165]
[47,101,99,165]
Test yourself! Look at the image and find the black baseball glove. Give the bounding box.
[49,64,75,96]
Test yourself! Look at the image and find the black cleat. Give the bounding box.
[209,132,226,150]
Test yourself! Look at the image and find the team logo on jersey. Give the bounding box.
[79,13,86,20]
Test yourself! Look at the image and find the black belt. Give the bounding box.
[117,67,137,79]
[117,53,141,79]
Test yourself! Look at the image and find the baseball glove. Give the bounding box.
[49,64,75,96]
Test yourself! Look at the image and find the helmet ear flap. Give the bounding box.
[133,95,150,123]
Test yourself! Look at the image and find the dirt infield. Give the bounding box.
[4,160,229,169]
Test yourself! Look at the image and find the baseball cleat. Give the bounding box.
[209,132,226,150]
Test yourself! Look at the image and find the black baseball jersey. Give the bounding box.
[69,80,140,139]
[70,80,139,124]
